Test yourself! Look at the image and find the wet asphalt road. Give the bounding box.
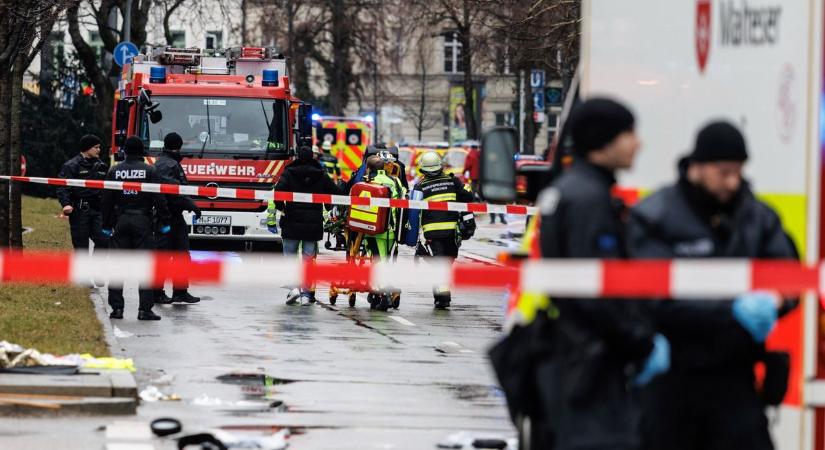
[0,219,525,450]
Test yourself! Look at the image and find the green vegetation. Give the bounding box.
[0,196,108,356]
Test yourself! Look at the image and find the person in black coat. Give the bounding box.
[57,134,110,251]
[627,121,797,450]
[273,146,342,305]
[152,132,202,305]
[528,98,669,450]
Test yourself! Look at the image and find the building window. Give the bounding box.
[495,112,515,127]
[89,31,104,65]
[170,30,186,48]
[443,31,463,74]
[390,26,404,72]
[205,31,222,50]
[49,32,65,68]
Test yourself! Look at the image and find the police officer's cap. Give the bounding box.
[569,98,635,155]
[124,136,146,156]
[164,132,183,151]
[79,134,101,152]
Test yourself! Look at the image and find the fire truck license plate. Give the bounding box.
[194,215,231,226]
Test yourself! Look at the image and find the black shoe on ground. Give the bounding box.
[137,310,162,321]
[501,216,508,225]
[109,309,123,319]
[155,292,174,304]
[434,298,451,310]
[172,292,201,303]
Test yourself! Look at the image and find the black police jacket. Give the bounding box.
[627,165,798,373]
[57,154,108,207]
[418,172,473,239]
[273,158,342,241]
[535,159,655,448]
[154,153,197,215]
[539,159,655,369]
[101,155,170,228]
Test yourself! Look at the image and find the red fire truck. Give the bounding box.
[111,46,313,249]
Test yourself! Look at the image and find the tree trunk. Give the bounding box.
[8,52,24,247]
[327,0,351,116]
[0,71,10,247]
[460,1,479,140]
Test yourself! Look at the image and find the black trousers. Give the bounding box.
[641,371,773,450]
[107,212,156,311]
[155,214,191,293]
[424,235,459,300]
[69,206,109,250]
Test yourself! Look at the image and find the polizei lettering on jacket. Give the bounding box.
[114,169,147,180]
[720,0,782,46]
[182,164,256,177]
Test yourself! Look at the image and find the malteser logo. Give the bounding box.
[696,0,782,73]
[720,0,782,46]
[696,0,712,73]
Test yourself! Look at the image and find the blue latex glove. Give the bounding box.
[101,228,113,237]
[732,291,778,343]
[159,224,171,234]
[634,334,670,386]
[267,225,279,234]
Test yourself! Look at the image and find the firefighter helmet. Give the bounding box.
[419,151,442,174]
[321,141,332,153]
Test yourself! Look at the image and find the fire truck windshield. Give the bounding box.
[138,96,289,156]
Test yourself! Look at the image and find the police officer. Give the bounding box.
[57,134,109,251]
[102,137,171,321]
[532,98,668,450]
[416,151,473,309]
[152,132,202,304]
[627,121,796,450]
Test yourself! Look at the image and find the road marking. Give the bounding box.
[390,315,415,326]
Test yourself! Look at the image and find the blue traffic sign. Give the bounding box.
[530,69,545,90]
[533,91,545,111]
[113,42,139,67]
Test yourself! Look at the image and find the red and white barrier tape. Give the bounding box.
[0,250,815,298]
[0,176,538,216]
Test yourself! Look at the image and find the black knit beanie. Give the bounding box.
[690,121,748,162]
[164,132,183,151]
[569,98,635,155]
[79,134,101,153]
[124,136,146,156]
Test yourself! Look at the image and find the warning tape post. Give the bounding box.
[0,250,817,299]
[0,176,537,216]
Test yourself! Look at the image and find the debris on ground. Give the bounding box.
[436,431,515,449]
[139,385,181,402]
[178,428,289,450]
[0,341,135,372]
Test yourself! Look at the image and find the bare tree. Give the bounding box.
[492,0,581,152]
[0,0,74,247]
[410,0,496,141]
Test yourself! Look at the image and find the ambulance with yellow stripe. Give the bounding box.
[313,115,374,181]
[508,1,825,447]
[112,46,314,249]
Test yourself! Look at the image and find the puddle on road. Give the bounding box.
[214,372,296,415]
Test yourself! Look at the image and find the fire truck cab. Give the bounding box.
[111,46,313,247]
